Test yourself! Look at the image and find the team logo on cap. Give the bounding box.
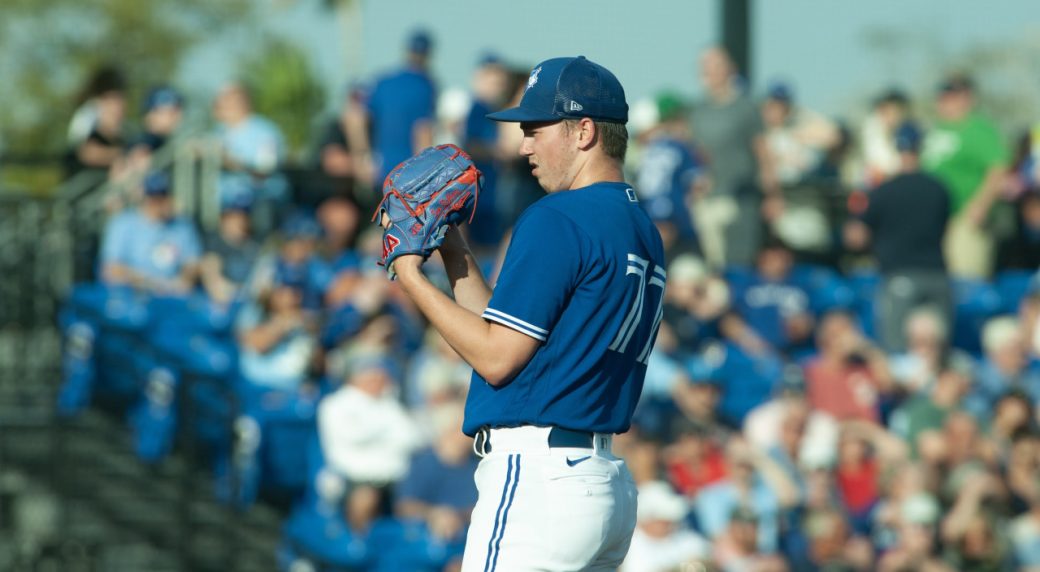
[527,66,542,91]
[569,101,583,112]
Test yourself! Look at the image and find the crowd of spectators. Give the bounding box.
[59,29,1040,572]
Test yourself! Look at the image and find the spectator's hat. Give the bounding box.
[766,81,794,104]
[143,171,172,197]
[408,29,433,55]
[219,178,254,213]
[874,87,909,108]
[345,351,400,382]
[280,213,321,241]
[486,56,628,124]
[938,74,974,95]
[668,255,709,284]
[636,481,689,523]
[894,121,923,153]
[655,91,687,122]
[901,493,940,525]
[687,355,721,387]
[730,505,759,524]
[478,51,503,67]
[143,86,183,114]
[272,260,308,292]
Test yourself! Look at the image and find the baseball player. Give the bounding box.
[382,56,665,570]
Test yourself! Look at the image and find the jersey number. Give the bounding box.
[608,253,666,364]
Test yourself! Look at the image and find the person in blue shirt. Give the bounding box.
[462,53,511,248]
[100,171,202,294]
[636,91,703,256]
[357,30,437,191]
[381,56,665,571]
[213,81,289,237]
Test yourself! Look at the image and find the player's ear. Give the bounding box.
[575,117,597,151]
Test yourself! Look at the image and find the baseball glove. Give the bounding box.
[372,144,482,279]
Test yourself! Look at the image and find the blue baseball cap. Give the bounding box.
[143,86,183,114]
[143,171,171,197]
[272,260,308,291]
[766,81,794,104]
[894,121,923,152]
[408,29,433,55]
[486,56,628,124]
[280,213,321,240]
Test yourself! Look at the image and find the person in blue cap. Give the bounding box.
[845,121,953,352]
[383,56,666,570]
[354,29,437,191]
[99,171,202,294]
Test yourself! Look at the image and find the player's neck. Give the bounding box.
[567,157,624,191]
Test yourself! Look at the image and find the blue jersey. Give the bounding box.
[100,209,202,283]
[463,182,666,436]
[366,67,436,184]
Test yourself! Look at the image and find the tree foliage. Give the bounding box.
[239,35,327,160]
[0,0,252,156]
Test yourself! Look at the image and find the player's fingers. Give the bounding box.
[381,212,391,229]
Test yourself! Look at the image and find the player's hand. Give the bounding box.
[390,254,425,278]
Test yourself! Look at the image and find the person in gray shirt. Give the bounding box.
[690,46,778,268]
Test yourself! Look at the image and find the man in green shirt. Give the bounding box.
[921,75,1008,279]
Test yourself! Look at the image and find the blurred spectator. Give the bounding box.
[860,88,911,188]
[404,328,471,410]
[846,121,952,352]
[760,81,839,187]
[658,255,730,355]
[967,316,1040,415]
[109,86,186,201]
[66,66,128,177]
[887,307,961,394]
[248,213,328,311]
[634,92,704,256]
[803,311,892,423]
[664,416,729,499]
[761,82,839,258]
[876,492,953,572]
[462,53,511,248]
[712,506,790,572]
[995,188,1040,271]
[200,188,260,305]
[690,46,774,268]
[744,365,840,471]
[213,81,289,237]
[235,261,317,392]
[99,171,201,293]
[493,68,546,226]
[693,437,800,555]
[836,420,908,528]
[921,74,1009,279]
[355,29,437,191]
[317,351,421,485]
[888,361,970,459]
[621,481,710,572]
[727,237,815,357]
[314,84,366,185]
[395,403,477,545]
[315,195,362,309]
[939,471,1010,571]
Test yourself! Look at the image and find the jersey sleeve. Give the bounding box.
[482,206,585,342]
[99,214,131,267]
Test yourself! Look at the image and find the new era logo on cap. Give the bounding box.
[486,55,628,124]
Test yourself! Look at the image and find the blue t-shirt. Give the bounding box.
[100,209,202,282]
[463,182,666,436]
[396,448,479,511]
[462,99,500,245]
[367,67,436,184]
[733,275,811,351]
[636,136,700,240]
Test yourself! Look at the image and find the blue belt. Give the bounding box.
[477,426,594,453]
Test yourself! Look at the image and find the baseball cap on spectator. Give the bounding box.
[346,351,399,381]
[894,121,923,153]
[479,51,502,67]
[636,481,688,523]
[687,354,721,387]
[766,81,794,104]
[655,91,687,123]
[901,492,940,525]
[668,254,709,284]
[486,56,628,124]
[408,29,433,55]
[143,171,171,197]
[938,74,974,95]
[143,86,183,114]
[219,177,254,213]
[272,260,308,292]
[874,87,909,107]
[730,506,759,524]
[281,213,321,240]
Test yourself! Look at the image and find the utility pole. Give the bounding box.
[721,0,752,82]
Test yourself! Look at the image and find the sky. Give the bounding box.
[179,0,1040,121]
